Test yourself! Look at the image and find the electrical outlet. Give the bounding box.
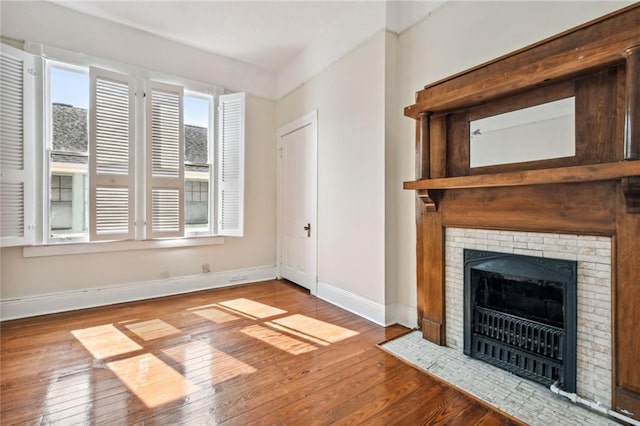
[202,263,211,273]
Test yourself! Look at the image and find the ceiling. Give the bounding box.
[49,1,443,73]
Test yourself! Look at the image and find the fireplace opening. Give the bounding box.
[464,249,577,392]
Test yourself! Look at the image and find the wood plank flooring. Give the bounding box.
[0,280,522,425]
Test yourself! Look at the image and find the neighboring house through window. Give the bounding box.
[50,174,73,231]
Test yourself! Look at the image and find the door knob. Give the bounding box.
[304,223,311,237]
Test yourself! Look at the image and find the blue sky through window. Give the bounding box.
[50,67,89,109]
[184,95,210,129]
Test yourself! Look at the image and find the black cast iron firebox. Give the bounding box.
[464,249,577,392]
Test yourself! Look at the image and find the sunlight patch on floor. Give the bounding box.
[219,298,287,319]
[162,341,256,385]
[71,324,142,359]
[272,314,359,344]
[188,304,243,323]
[107,353,199,408]
[124,319,181,341]
[240,324,317,355]
[264,321,329,346]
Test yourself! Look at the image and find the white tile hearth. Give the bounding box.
[381,331,620,426]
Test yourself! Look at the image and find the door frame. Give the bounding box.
[276,110,318,295]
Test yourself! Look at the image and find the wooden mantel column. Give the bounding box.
[416,112,438,211]
[417,112,430,178]
[413,111,446,344]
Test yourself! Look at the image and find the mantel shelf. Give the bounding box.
[403,161,640,191]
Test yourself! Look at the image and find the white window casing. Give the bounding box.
[184,91,215,237]
[145,80,184,239]
[217,92,245,237]
[2,42,245,250]
[0,43,35,247]
[89,67,136,241]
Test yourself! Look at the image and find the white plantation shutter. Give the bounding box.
[0,44,34,247]
[217,92,245,237]
[90,67,135,241]
[146,81,184,238]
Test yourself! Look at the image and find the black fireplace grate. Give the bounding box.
[474,306,564,359]
[464,249,577,392]
[472,306,565,387]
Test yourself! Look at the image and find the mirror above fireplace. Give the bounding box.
[469,97,575,168]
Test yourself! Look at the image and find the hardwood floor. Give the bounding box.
[0,280,521,425]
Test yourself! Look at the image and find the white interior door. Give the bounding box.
[277,111,317,294]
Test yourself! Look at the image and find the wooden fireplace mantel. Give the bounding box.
[403,4,640,420]
[405,161,640,212]
[405,161,640,191]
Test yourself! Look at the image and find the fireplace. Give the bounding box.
[463,249,577,392]
[403,6,640,416]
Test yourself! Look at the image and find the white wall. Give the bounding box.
[275,1,444,99]
[0,3,277,302]
[276,31,388,316]
[276,2,386,99]
[391,1,633,325]
[384,31,405,325]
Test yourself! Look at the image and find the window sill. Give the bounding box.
[22,236,224,258]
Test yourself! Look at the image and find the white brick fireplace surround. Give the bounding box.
[444,227,612,408]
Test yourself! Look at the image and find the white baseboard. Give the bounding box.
[0,265,276,321]
[386,303,418,329]
[316,281,386,326]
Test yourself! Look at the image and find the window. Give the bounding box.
[50,174,74,232]
[47,63,89,241]
[185,181,209,218]
[0,42,245,247]
[51,175,73,202]
[184,93,213,235]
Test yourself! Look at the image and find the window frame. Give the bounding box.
[19,43,241,252]
[44,58,209,245]
[44,59,91,244]
[183,90,215,237]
